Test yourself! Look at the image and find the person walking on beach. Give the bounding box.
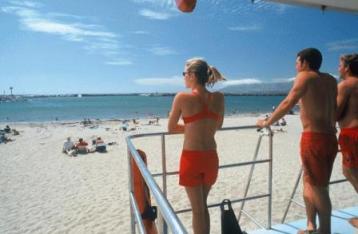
[337,54,358,228]
[257,48,338,234]
[168,58,225,234]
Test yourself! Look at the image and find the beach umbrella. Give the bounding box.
[175,0,196,13]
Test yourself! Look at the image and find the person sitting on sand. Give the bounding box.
[0,133,6,144]
[280,118,287,126]
[4,125,11,133]
[75,138,89,154]
[121,121,129,131]
[63,137,75,154]
[95,137,107,153]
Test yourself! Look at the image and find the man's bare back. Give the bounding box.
[300,71,337,133]
[337,76,358,128]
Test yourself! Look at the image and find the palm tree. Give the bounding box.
[9,86,13,96]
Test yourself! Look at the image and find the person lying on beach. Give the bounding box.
[0,133,13,144]
[75,138,89,154]
[257,48,338,234]
[168,57,225,234]
[336,54,358,228]
[12,129,20,135]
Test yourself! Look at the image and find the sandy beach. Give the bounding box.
[0,115,356,233]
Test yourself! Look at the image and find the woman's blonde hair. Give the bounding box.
[340,54,358,76]
[185,57,225,87]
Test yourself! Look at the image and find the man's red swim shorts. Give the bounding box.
[300,132,338,187]
[339,127,358,169]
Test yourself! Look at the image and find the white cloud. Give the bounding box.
[228,25,261,32]
[272,77,295,82]
[326,38,358,51]
[149,46,177,56]
[9,0,42,8]
[132,0,175,8]
[223,79,262,86]
[106,59,133,66]
[139,9,172,20]
[134,76,183,86]
[132,30,149,34]
[2,2,132,66]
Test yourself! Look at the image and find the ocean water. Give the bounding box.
[0,95,286,122]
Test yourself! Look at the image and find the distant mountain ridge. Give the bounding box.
[219,81,293,95]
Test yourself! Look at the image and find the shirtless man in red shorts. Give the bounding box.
[337,54,358,228]
[257,48,337,234]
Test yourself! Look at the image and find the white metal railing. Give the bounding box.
[127,125,274,234]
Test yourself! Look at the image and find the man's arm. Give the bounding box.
[336,81,350,121]
[257,72,309,128]
[168,93,185,133]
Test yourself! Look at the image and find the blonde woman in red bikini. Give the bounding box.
[168,58,225,234]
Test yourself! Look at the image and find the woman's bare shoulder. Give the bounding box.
[175,91,194,99]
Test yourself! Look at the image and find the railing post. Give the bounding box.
[159,134,168,234]
[281,168,303,224]
[128,148,136,234]
[267,128,273,229]
[126,138,187,234]
[238,135,263,221]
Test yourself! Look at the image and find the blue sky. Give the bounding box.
[1,0,358,94]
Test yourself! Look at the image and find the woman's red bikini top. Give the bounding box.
[182,92,222,124]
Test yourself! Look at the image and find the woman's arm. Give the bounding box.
[336,81,349,121]
[168,93,185,133]
[216,93,225,129]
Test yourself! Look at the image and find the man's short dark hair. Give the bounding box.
[297,48,322,71]
[341,54,358,77]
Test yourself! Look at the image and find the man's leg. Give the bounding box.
[303,177,332,233]
[343,167,358,229]
[302,177,318,231]
[311,186,331,234]
[349,217,358,228]
[343,167,358,193]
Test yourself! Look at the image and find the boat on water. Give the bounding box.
[0,95,27,103]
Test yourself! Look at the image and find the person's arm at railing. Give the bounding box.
[257,72,308,128]
[216,92,225,129]
[168,93,185,133]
